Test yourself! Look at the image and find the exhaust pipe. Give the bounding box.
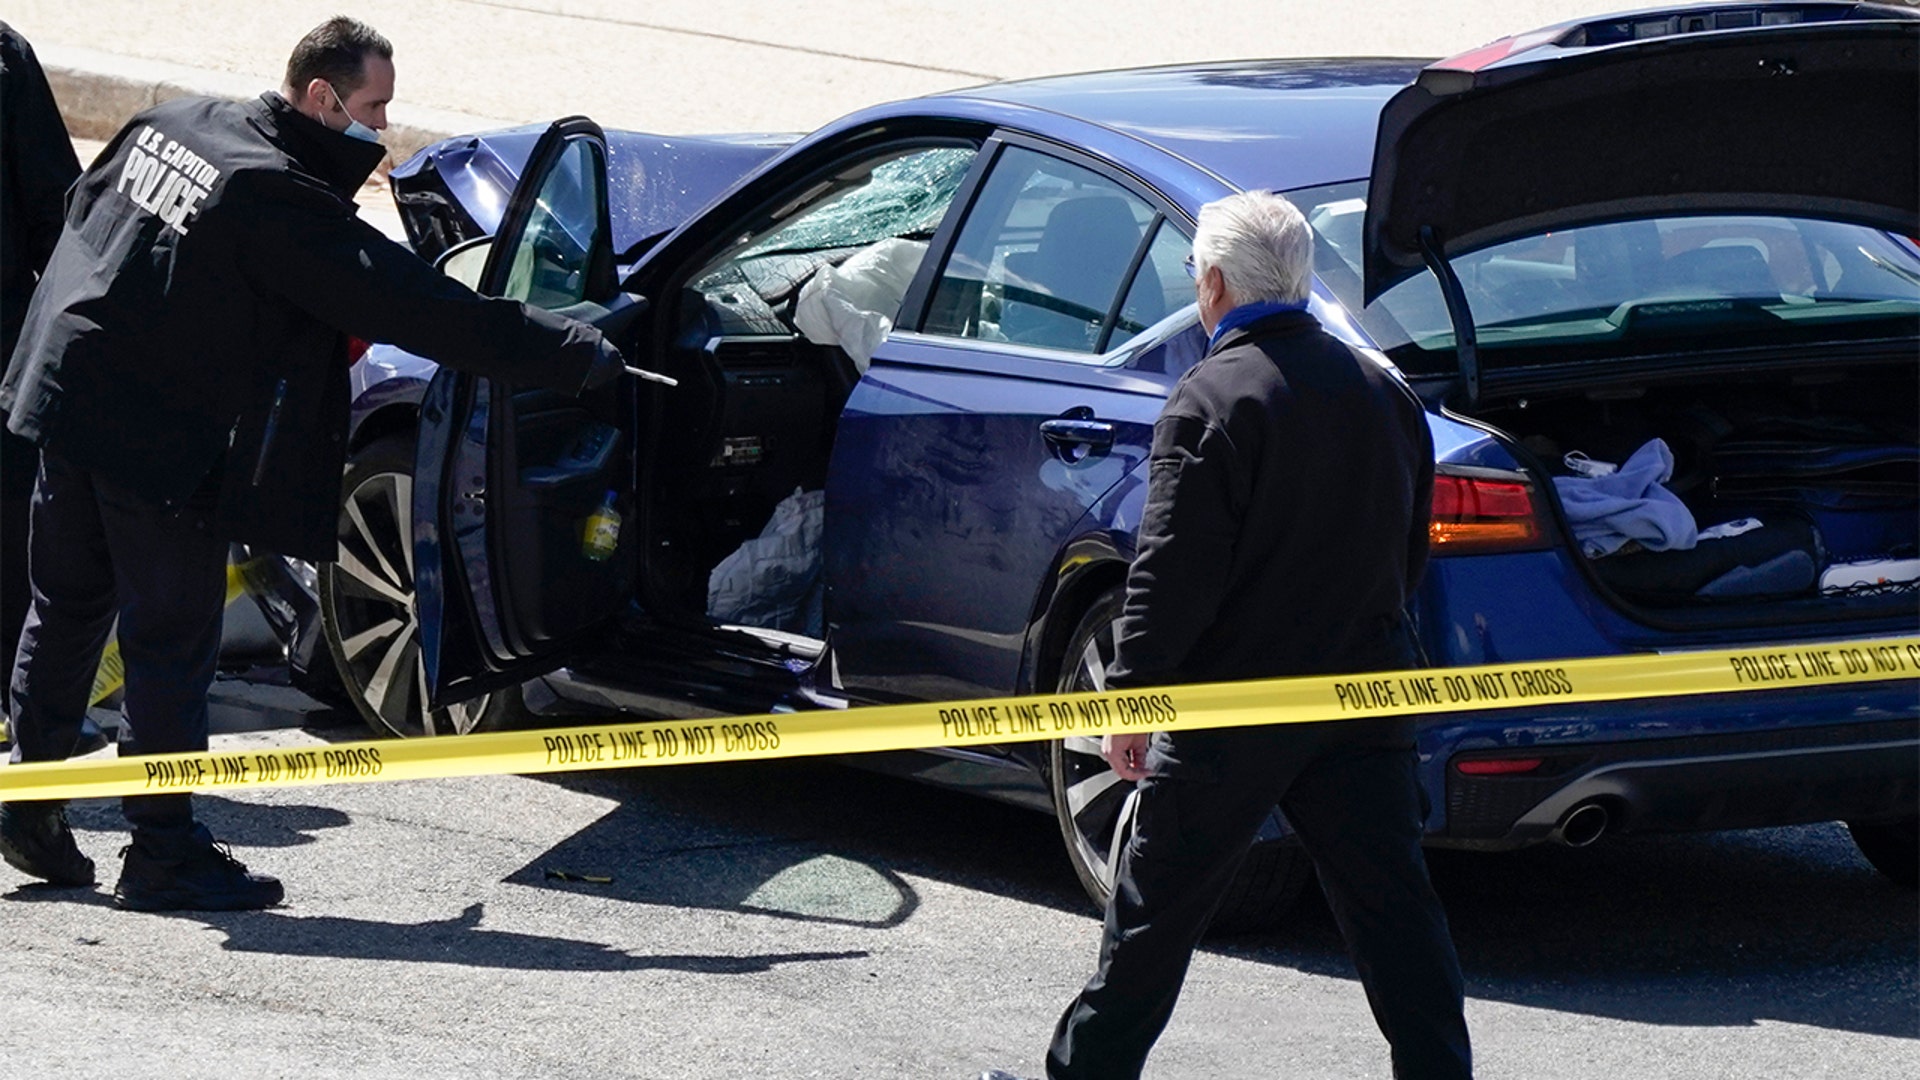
[1551,802,1610,848]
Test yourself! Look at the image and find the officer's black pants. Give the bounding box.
[6,451,226,830]
[1,430,36,702]
[1046,722,1473,1080]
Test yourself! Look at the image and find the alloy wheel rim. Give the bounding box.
[1058,621,1136,892]
[329,469,488,736]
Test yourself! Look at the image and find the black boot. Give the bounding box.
[0,800,96,886]
[114,822,283,911]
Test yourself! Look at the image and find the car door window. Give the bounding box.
[499,137,606,309]
[922,146,1156,355]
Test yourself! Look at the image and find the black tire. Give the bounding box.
[317,433,521,738]
[1045,586,1312,934]
[1848,817,1919,888]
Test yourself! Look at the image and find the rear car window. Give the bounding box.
[1291,180,1920,374]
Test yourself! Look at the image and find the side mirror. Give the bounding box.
[434,236,493,291]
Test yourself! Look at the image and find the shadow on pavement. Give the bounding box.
[62,792,351,848]
[510,761,937,930]
[1,881,115,907]
[1217,825,1918,1039]
[512,756,1070,933]
[516,832,922,930]
[0,887,869,976]
[165,901,870,974]
[275,713,1920,1036]
[519,754,1918,1039]
[45,895,864,972]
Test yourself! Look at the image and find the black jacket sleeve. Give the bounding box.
[1398,384,1435,597]
[239,182,606,394]
[0,24,80,281]
[1107,409,1247,687]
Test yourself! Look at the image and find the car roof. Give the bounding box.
[932,59,1430,195]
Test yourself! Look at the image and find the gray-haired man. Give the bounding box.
[986,191,1472,1079]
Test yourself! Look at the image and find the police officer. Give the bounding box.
[0,22,82,735]
[985,191,1472,1080]
[0,17,626,911]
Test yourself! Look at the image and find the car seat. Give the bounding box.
[1000,195,1145,350]
[1661,244,1778,297]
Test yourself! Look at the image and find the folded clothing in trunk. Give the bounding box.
[1552,438,1698,558]
[1591,516,1824,603]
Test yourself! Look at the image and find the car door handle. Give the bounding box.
[1039,417,1115,450]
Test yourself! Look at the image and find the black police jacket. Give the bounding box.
[0,92,606,560]
[1108,309,1435,688]
[0,22,82,499]
[0,22,79,354]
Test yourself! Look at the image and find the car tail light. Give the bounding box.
[1430,471,1553,556]
[1456,757,1544,776]
[346,337,371,366]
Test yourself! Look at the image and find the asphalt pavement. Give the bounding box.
[6,3,1919,1077]
[4,728,1917,1079]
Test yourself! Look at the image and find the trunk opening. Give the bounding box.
[1454,360,1917,624]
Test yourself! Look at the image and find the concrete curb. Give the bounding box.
[37,42,519,172]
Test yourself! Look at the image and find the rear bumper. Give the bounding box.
[1429,687,1920,848]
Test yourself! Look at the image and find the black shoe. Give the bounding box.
[114,823,283,912]
[0,801,97,886]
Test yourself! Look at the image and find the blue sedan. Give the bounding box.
[312,3,1919,929]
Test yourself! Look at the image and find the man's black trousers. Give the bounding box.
[1046,721,1473,1080]
[6,451,226,829]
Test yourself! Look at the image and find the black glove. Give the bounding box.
[581,337,626,392]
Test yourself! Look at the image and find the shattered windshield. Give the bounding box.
[737,146,977,259]
[683,143,980,335]
[1291,180,1920,374]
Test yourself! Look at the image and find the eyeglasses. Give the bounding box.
[1183,254,1198,280]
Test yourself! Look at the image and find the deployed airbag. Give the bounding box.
[792,238,929,370]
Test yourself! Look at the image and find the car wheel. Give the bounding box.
[1847,817,1918,888]
[1045,586,1312,933]
[318,433,520,738]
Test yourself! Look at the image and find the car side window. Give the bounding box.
[1111,218,1194,347]
[500,137,605,309]
[922,146,1156,355]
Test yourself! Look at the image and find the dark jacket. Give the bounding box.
[0,92,609,560]
[1109,309,1434,689]
[0,21,81,498]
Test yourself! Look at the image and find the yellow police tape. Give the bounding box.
[3,635,1916,802]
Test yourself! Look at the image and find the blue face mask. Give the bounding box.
[322,81,380,144]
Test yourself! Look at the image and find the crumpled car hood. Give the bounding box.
[391,126,796,264]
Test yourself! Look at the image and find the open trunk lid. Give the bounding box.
[1363,4,1920,303]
